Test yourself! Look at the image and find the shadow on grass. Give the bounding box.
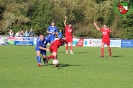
[48,64,82,68]
[75,52,89,54]
[103,55,124,58]
[58,52,89,54]
[112,55,124,58]
[59,64,82,67]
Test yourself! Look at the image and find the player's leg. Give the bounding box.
[36,51,42,67]
[52,52,58,59]
[70,38,74,54]
[65,37,69,54]
[66,42,68,54]
[42,50,47,65]
[107,41,112,58]
[52,52,58,67]
[100,42,105,58]
[47,46,57,59]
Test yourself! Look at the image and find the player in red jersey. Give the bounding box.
[46,38,66,67]
[94,22,112,58]
[64,16,74,54]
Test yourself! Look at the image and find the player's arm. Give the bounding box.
[47,27,53,34]
[64,16,67,27]
[47,30,53,34]
[39,46,49,51]
[55,27,58,36]
[94,22,100,30]
[71,30,76,38]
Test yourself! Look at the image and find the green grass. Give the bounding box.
[0,45,133,88]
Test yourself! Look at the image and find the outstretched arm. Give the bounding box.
[94,22,100,30]
[39,46,49,51]
[64,16,67,27]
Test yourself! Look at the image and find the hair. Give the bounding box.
[39,33,44,36]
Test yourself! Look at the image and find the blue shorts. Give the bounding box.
[36,47,46,55]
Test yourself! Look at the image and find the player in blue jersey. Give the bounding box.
[58,30,63,39]
[35,34,50,67]
[47,22,58,43]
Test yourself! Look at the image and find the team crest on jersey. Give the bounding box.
[114,0,133,16]
[68,29,72,32]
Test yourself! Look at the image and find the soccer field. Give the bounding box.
[0,45,133,88]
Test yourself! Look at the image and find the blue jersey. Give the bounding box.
[47,26,58,43]
[36,37,50,49]
[47,26,58,37]
[58,32,63,38]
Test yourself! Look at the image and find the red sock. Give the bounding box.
[66,46,68,51]
[48,55,54,59]
[108,48,112,56]
[70,46,73,50]
[54,56,57,60]
[101,48,104,56]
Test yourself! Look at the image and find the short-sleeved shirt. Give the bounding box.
[65,25,73,37]
[36,37,50,50]
[100,28,111,40]
[50,39,64,48]
[47,26,58,37]
[58,32,63,38]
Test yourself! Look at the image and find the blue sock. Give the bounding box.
[36,56,41,63]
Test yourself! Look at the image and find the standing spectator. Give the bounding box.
[47,22,58,43]
[19,30,24,37]
[8,29,14,37]
[24,30,29,37]
[15,31,20,37]
[58,30,63,39]
[29,28,35,37]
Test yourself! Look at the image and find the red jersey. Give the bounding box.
[51,39,64,48]
[100,28,111,40]
[65,25,73,37]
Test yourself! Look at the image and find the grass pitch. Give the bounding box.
[0,45,133,88]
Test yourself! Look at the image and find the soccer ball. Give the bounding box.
[53,59,59,65]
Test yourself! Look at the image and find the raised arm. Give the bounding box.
[94,22,100,30]
[64,16,67,27]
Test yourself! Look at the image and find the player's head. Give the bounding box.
[59,30,62,32]
[103,25,107,29]
[51,22,55,26]
[39,34,44,41]
[68,24,72,27]
[59,38,66,46]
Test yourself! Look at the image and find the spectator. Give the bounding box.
[58,30,63,39]
[24,30,29,37]
[15,31,20,37]
[29,28,35,37]
[8,29,14,37]
[19,30,24,37]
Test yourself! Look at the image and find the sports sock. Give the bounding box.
[53,56,57,60]
[36,56,41,63]
[48,55,54,59]
[101,48,104,56]
[70,46,73,51]
[43,58,46,62]
[108,48,112,56]
[66,46,68,51]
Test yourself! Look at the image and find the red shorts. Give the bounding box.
[49,45,58,53]
[65,36,73,43]
[102,39,110,45]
